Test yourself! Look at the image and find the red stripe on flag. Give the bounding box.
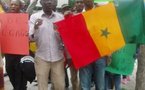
[55,14,101,69]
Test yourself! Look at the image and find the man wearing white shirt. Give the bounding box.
[29,0,65,90]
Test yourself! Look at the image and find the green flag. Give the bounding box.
[69,0,75,8]
[115,0,145,43]
[136,0,145,44]
[106,44,136,75]
[94,0,113,3]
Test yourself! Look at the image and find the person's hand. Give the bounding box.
[53,24,58,31]
[34,19,43,30]
[64,10,73,19]
[64,10,72,16]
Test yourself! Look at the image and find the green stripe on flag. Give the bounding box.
[136,0,145,44]
[94,0,113,3]
[115,0,145,43]
[106,44,136,75]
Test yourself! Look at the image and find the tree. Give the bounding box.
[135,45,145,90]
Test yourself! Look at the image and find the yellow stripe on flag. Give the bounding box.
[82,3,125,56]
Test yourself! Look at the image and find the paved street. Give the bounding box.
[4,60,137,90]
[4,68,94,90]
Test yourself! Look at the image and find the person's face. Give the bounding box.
[40,0,56,13]
[10,0,21,13]
[75,0,84,12]
[83,0,94,10]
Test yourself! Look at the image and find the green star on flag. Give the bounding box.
[101,28,111,38]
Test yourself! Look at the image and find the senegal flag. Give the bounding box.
[55,0,144,69]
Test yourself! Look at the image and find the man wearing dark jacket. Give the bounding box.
[5,0,27,90]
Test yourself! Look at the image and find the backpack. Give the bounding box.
[20,56,36,83]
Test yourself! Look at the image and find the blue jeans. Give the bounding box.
[79,57,106,90]
[105,71,121,90]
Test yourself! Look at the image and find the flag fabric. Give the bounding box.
[136,0,145,44]
[115,0,144,43]
[0,13,29,55]
[55,1,144,69]
[94,0,113,3]
[106,44,137,75]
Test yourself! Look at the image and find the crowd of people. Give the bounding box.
[0,0,137,90]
